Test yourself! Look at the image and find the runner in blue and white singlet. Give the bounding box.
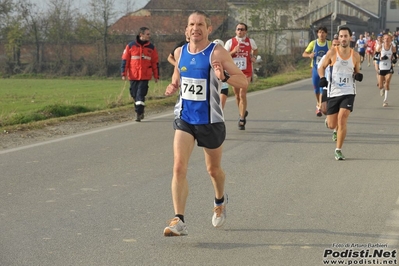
[355,35,366,64]
[163,11,248,237]
[175,42,223,125]
[302,26,331,117]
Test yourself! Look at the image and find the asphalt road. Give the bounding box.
[1,64,399,266]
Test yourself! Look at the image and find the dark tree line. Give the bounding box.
[0,0,136,77]
[0,0,310,78]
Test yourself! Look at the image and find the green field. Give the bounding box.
[0,78,169,112]
[0,64,311,129]
[0,78,170,127]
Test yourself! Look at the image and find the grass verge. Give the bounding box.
[1,61,310,131]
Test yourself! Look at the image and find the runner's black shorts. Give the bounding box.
[327,94,355,115]
[173,118,226,149]
[379,68,394,76]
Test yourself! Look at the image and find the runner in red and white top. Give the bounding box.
[224,23,258,130]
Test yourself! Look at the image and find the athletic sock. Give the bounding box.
[175,214,185,223]
[215,196,225,205]
[384,90,388,101]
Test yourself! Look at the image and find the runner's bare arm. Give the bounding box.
[165,47,181,96]
[212,45,248,90]
[317,49,333,78]
[353,51,363,81]
[353,52,361,74]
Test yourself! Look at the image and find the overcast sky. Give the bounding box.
[28,0,149,17]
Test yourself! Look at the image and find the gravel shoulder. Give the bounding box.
[0,106,173,150]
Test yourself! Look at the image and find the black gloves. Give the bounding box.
[354,73,363,82]
[393,54,397,64]
[381,55,389,60]
[373,52,380,61]
[319,77,328,87]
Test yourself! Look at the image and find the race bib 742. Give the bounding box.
[181,77,207,101]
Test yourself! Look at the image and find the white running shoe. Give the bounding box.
[212,195,228,228]
[383,101,388,107]
[163,217,188,236]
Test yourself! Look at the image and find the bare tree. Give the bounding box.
[16,0,47,72]
[120,0,136,15]
[84,0,117,76]
[251,0,304,54]
[45,0,77,74]
[0,0,26,73]
[0,0,13,30]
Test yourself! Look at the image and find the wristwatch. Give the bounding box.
[221,70,230,82]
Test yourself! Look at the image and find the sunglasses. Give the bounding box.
[236,28,246,31]
[333,44,340,46]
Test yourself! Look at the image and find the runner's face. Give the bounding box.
[187,14,210,43]
[317,30,327,41]
[236,25,247,38]
[383,35,390,44]
[339,30,350,48]
[333,40,340,47]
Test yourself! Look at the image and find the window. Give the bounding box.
[280,15,288,28]
[250,15,259,29]
[390,0,397,9]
